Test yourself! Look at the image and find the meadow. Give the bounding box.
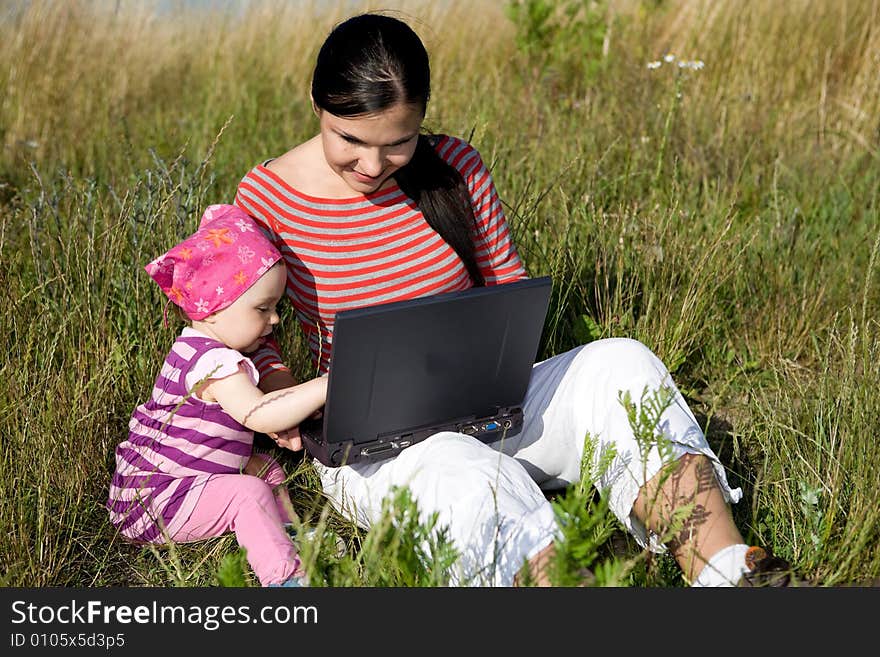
[1,0,879,587]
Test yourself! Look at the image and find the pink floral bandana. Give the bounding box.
[145,204,282,320]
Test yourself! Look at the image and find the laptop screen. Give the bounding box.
[320,276,552,454]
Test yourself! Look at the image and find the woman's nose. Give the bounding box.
[360,148,384,176]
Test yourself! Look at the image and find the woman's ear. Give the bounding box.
[310,94,320,118]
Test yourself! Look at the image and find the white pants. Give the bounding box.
[316,338,743,586]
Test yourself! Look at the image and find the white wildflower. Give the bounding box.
[682,59,706,71]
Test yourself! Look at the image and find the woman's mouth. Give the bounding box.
[351,169,382,184]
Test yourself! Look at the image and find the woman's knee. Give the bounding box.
[570,337,671,393]
[581,337,661,370]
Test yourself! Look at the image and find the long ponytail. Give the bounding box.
[394,135,484,287]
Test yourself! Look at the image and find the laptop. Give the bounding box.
[299,276,553,467]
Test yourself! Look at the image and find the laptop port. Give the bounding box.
[483,421,500,431]
[361,442,397,457]
[460,425,477,435]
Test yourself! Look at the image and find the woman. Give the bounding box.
[233,12,795,587]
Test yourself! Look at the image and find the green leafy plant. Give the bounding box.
[356,486,460,587]
[216,548,250,587]
[546,433,624,586]
[505,0,611,92]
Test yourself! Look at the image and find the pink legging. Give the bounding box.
[173,455,299,586]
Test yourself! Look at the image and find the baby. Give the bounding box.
[107,204,326,587]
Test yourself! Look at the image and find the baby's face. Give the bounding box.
[208,263,287,352]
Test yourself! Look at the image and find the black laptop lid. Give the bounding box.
[321,276,552,448]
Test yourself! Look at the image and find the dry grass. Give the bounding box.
[2,0,879,587]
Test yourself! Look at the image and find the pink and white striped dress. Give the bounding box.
[106,328,258,543]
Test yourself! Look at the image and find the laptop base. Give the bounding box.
[302,406,524,467]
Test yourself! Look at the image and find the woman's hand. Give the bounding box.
[243,453,268,476]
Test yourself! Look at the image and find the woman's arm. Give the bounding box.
[204,369,327,435]
[437,136,528,284]
[259,368,298,393]
[244,334,299,392]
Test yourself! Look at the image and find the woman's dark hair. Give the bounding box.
[311,13,484,287]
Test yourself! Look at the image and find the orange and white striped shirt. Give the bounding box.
[234,134,526,375]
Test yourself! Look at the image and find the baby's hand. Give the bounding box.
[269,409,323,451]
[268,426,303,451]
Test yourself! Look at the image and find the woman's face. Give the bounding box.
[318,102,424,195]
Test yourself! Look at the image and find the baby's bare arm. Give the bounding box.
[206,369,327,435]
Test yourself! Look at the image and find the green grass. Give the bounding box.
[2,0,879,587]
